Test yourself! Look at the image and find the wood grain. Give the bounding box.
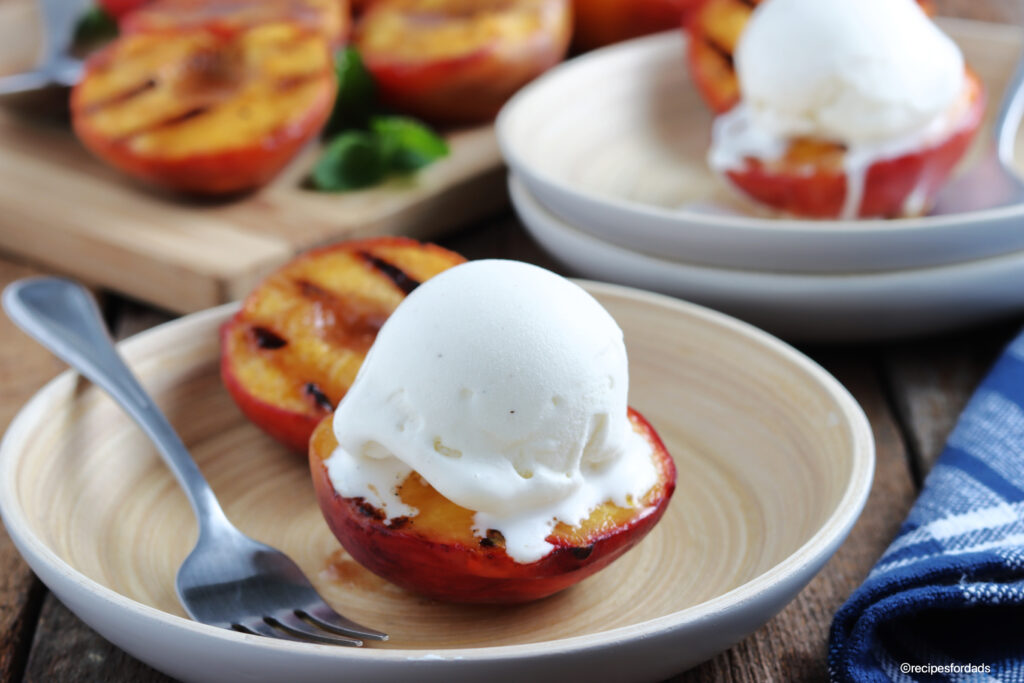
[882,321,1021,481]
[0,258,64,682]
[23,597,170,683]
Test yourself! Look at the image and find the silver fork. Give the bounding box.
[2,277,387,647]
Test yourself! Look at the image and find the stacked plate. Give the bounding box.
[496,25,1024,342]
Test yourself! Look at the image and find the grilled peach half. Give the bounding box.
[720,70,984,218]
[686,0,934,113]
[221,238,465,453]
[572,0,695,52]
[71,22,335,195]
[122,0,350,47]
[355,0,571,125]
[310,408,676,603]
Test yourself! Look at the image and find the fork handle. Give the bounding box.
[3,277,229,527]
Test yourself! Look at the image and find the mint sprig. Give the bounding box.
[312,46,449,192]
[372,116,450,172]
[323,47,376,136]
[312,131,388,191]
[311,116,449,192]
[73,6,119,50]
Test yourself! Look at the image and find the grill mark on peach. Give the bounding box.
[304,382,334,412]
[703,36,735,68]
[250,325,288,349]
[357,252,421,295]
[295,278,390,353]
[82,78,158,114]
[355,498,386,521]
[274,71,326,93]
[117,106,211,142]
[181,45,244,91]
[387,516,411,530]
[571,545,594,560]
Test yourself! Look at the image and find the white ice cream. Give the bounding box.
[736,0,963,145]
[325,260,658,563]
[708,0,968,218]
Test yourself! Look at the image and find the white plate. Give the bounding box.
[0,292,872,682]
[510,173,1024,341]
[497,22,1024,274]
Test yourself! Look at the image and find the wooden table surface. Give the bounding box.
[1,2,1022,681]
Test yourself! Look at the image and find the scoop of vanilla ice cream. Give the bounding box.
[735,0,964,145]
[326,259,657,563]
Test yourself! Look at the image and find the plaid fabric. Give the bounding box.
[829,331,1024,683]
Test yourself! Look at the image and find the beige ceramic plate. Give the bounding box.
[497,20,1024,273]
[0,285,873,682]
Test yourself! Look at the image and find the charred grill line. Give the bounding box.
[304,382,333,412]
[355,499,386,520]
[117,105,211,142]
[358,252,421,296]
[387,516,411,530]
[149,105,210,129]
[251,326,288,349]
[571,545,594,560]
[704,37,735,68]
[296,278,330,299]
[274,71,324,92]
[83,78,158,114]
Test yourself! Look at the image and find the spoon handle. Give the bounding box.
[2,277,228,526]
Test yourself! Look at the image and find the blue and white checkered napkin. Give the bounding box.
[829,330,1024,683]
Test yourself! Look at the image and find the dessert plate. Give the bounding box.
[511,174,1024,342]
[0,287,873,682]
[497,20,1024,274]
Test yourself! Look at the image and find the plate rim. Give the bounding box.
[0,292,874,662]
[509,172,1024,283]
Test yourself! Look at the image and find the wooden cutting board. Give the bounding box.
[0,2,507,314]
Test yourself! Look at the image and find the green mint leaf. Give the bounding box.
[371,116,449,172]
[311,131,389,192]
[324,47,376,136]
[73,7,119,49]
